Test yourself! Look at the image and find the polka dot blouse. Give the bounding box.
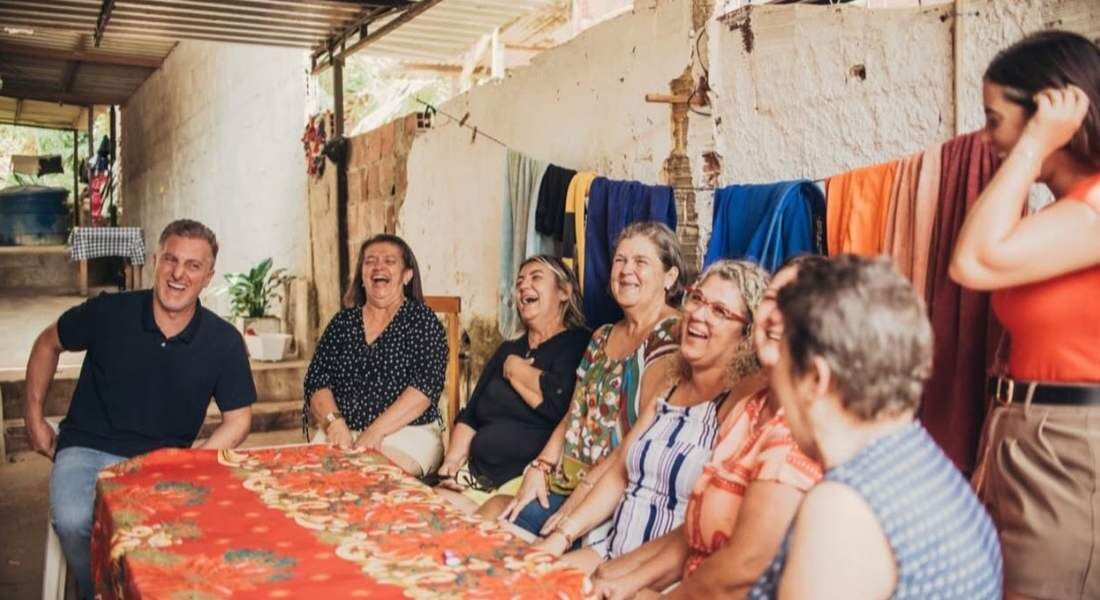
[303,299,448,430]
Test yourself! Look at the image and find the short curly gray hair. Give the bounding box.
[778,255,932,420]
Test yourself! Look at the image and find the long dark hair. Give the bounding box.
[985,30,1100,169]
[343,234,425,307]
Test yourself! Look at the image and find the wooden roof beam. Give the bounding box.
[62,62,81,94]
[313,0,446,73]
[94,0,117,47]
[0,89,127,106]
[0,42,162,69]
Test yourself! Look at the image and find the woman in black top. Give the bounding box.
[304,234,447,476]
[436,255,589,513]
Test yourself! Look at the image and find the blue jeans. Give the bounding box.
[514,492,570,536]
[50,446,126,600]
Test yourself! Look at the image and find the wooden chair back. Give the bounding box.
[424,296,462,441]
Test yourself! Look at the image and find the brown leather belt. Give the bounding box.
[987,376,1100,406]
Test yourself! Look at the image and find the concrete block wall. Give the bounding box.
[398,0,694,363]
[344,113,418,280]
[319,0,1094,368]
[120,41,310,316]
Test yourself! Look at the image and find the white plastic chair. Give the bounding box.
[42,417,71,600]
[42,519,68,600]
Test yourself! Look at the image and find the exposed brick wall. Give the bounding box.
[344,113,418,280]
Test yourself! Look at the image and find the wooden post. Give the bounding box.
[71,129,80,227]
[109,105,117,163]
[333,58,349,300]
[79,260,89,296]
[77,106,94,296]
[290,278,314,359]
[0,382,6,463]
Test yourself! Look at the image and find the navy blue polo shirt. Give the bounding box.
[56,290,257,458]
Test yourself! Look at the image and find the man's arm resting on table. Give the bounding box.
[24,322,64,459]
[195,406,252,450]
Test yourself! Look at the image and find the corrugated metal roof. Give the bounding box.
[0,0,409,128]
[311,0,562,70]
[0,0,561,129]
[0,96,101,130]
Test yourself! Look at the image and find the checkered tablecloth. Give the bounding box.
[68,227,146,265]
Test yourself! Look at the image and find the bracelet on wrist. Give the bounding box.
[554,517,579,546]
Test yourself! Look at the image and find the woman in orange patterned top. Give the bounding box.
[951,31,1100,600]
[591,256,825,599]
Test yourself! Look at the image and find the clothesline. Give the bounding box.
[413,97,718,192]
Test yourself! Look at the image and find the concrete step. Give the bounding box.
[1,360,309,420]
[3,400,305,458]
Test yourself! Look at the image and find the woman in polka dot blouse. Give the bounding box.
[304,234,448,476]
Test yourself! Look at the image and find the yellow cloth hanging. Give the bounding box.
[564,171,597,290]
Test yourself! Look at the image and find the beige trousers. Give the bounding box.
[311,421,444,476]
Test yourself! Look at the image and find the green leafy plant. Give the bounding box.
[224,258,291,319]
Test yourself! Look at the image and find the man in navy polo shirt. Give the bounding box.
[22,219,256,599]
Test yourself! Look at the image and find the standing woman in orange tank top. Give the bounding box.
[951,31,1100,600]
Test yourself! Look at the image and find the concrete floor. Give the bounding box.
[0,290,95,372]
[0,430,304,599]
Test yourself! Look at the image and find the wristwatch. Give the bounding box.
[323,411,344,433]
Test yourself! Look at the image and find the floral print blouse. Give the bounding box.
[549,316,680,495]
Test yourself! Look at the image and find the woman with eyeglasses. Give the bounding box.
[591,255,825,600]
[432,256,590,512]
[531,260,771,576]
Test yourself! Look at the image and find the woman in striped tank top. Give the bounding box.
[533,260,770,575]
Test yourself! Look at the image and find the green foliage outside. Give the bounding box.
[0,112,110,204]
[314,54,454,136]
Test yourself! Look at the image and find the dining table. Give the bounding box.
[90,444,589,598]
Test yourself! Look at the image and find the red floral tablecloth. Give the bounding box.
[91,445,588,599]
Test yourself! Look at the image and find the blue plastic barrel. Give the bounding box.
[0,185,70,246]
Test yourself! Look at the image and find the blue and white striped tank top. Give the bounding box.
[593,386,725,559]
[749,421,1002,599]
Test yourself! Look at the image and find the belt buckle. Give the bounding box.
[995,376,1015,406]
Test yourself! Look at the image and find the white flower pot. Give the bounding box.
[244,332,293,361]
[237,316,281,336]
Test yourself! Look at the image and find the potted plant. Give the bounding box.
[225,258,293,360]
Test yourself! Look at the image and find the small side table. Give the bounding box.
[67,226,146,295]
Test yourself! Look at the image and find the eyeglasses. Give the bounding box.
[683,286,749,325]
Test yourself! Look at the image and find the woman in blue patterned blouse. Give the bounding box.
[749,255,1002,600]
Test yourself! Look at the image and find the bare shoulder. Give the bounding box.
[781,482,895,600]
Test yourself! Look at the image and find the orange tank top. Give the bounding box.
[991,173,1100,383]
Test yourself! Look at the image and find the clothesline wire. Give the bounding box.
[411,98,827,193]
[414,97,509,148]
[414,97,723,192]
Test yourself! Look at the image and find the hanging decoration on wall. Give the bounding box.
[301,111,333,177]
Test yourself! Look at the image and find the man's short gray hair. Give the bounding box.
[159,219,219,262]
